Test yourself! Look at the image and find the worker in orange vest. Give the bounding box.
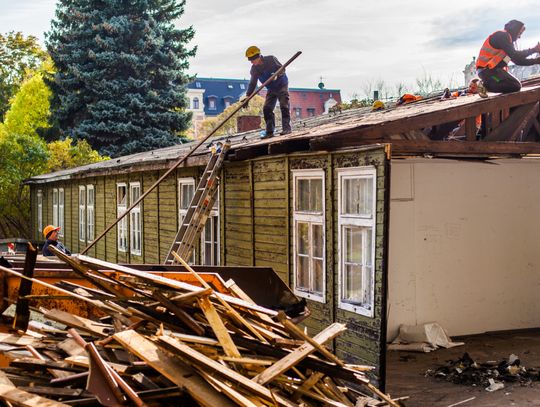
[476,20,540,96]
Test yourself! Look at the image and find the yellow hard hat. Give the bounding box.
[372,100,386,111]
[43,225,60,239]
[245,46,261,60]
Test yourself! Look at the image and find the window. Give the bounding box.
[195,82,201,88]
[294,107,302,118]
[37,190,43,235]
[202,198,220,265]
[240,83,246,90]
[79,186,86,242]
[130,182,142,255]
[178,178,196,263]
[117,184,128,252]
[307,108,316,117]
[58,188,65,237]
[208,97,216,110]
[338,167,376,316]
[292,170,325,302]
[52,189,58,227]
[86,185,95,242]
[227,84,233,89]
[193,97,199,110]
[224,98,231,108]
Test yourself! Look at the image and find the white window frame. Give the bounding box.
[201,195,220,266]
[86,185,95,242]
[178,178,196,263]
[337,167,377,317]
[78,186,86,242]
[37,190,43,235]
[117,183,128,252]
[58,188,64,237]
[129,182,142,256]
[292,169,326,303]
[52,188,58,227]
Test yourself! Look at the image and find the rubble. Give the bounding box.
[426,352,540,389]
[0,248,405,406]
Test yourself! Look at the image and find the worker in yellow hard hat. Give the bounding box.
[372,100,386,111]
[243,46,291,139]
[42,225,71,256]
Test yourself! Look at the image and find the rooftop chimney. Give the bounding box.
[237,115,261,133]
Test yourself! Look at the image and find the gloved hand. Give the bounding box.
[240,97,249,109]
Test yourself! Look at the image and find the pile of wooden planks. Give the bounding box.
[0,248,405,406]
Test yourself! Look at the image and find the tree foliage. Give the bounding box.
[0,32,47,119]
[46,0,196,157]
[0,60,107,238]
[198,95,265,138]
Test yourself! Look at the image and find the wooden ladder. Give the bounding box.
[164,141,230,264]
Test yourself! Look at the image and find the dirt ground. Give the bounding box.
[385,330,540,407]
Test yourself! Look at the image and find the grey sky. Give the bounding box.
[2,0,540,100]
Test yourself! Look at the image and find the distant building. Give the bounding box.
[463,57,477,86]
[185,77,342,128]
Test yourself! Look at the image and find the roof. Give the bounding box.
[26,77,540,184]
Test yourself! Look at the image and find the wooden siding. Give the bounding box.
[27,145,389,383]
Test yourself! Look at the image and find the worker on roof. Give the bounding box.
[396,94,422,106]
[42,225,71,257]
[476,20,540,97]
[243,46,291,139]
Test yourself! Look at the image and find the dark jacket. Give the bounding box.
[246,55,288,96]
[486,20,540,68]
[42,239,71,256]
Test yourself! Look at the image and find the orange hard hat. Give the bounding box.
[43,225,60,239]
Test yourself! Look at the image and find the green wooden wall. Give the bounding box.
[28,145,389,381]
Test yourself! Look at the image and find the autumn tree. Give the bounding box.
[198,95,266,138]
[0,32,47,119]
[46,0,196,157]
[0,60,106,238]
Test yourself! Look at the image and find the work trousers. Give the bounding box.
[479,68,522,93]
[263,85,291,135]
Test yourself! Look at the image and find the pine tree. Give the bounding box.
[46,0,195,157]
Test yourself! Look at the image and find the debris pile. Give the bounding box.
[0,248,404,406]
[427,352,540,391]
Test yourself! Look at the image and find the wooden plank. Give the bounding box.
[152,290,205,336]
[198,295,241,358]
[465,117,477,142]
[13,243,37,332]
[387,140,540,155]
[42,309,112,338]
[157,334,299,407]
[0,384,71,407]
[484,103,539,141]
[113,330,236,407]
[253,323,347,385]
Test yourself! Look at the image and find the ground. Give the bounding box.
[386,330,540,406]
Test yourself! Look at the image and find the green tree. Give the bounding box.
[0,32,47,119]
[46,0,196,157]
[199,95,265,138]
[0,60,107,238]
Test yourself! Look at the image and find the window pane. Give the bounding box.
[310,179,323,212]
[297,179,310,211]
[312,224,323,258]
[343,177,373,216]
[345,227,362,264]
[297,222,309,255]
[313,258,324,293]
[117,186,127,206]
[343,264,362,302]
[296,256,310,290]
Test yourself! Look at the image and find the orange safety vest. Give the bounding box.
[476,30,512,70]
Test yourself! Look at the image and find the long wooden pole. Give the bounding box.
[82,51,302,255]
